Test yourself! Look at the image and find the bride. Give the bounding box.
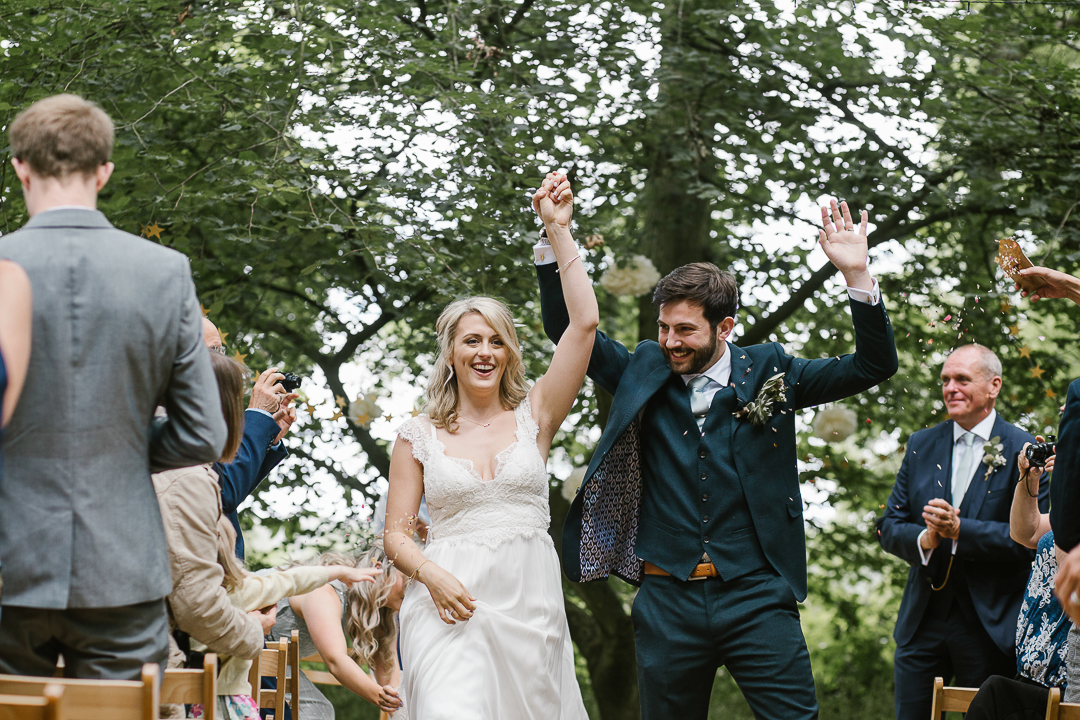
[384,171,595,720]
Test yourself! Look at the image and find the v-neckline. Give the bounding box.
[433,409,522,483]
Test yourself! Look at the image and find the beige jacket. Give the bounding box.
[214,566,331,696]
[153,465,263,660]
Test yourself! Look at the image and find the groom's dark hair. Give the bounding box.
[652,262,738,329]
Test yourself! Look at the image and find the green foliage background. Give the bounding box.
[4,0,1080,716]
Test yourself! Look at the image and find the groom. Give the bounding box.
[537,199,897,719]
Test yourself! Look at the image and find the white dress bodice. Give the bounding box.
[395,394,553,550]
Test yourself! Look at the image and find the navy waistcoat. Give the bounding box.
[636,375,769,581]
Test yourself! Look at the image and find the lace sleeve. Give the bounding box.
[395,416,434,467]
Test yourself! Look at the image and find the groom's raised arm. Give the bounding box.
[535,250,631,396]
[785,200,898,408]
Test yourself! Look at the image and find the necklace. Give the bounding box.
[459,410,503,428]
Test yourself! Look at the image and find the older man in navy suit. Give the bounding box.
[879,344,1046,720]
[539,198,897,720]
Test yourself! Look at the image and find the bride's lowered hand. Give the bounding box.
[417,562,476,625]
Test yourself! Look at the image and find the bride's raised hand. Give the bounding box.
[418,563,476,625]
[532,171,573,228]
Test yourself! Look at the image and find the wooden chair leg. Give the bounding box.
[929,677,945,720]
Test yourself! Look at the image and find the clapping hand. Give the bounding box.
[922,498,961,540]
[532,172,573,228]
[818,199,872,290]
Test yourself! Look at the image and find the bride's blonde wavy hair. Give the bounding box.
[306,547,397,669]
[425,297,529,431]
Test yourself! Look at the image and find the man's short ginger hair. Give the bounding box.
[652,262,739,329]
[10,95,114,178]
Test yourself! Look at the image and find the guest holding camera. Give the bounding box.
[879,344,1047,720]
[203,318,298,560]
[963,437,1069,720]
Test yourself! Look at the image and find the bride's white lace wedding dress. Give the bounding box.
[394,393,588,720]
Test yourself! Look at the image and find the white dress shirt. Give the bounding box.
[918,409,997,563]
[680,343,733,400]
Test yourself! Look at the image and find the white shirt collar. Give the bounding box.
[680,342,732,388]
[953,409,997,444]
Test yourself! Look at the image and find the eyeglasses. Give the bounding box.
[209,345,226,355]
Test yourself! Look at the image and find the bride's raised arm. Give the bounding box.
[529,172,599,452]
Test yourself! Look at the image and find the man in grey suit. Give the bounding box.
[0,94,227,679]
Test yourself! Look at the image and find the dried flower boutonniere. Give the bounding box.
[982,436,1007,481]
[733,373,787,427]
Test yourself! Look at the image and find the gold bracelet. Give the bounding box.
[556,254,580,274]
[410,560,431,583]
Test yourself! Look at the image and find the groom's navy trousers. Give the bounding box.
[632,376,817,719]
[634,570,815,719]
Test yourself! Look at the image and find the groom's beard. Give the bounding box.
[663,334,719,375]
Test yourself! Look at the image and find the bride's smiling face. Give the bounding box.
[450,313,508,396]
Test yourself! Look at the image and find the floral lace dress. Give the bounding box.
[1016,531,1072,687]
[395,394,587,720]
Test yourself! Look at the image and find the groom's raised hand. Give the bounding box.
[818,199,874,292]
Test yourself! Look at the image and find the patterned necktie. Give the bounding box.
[952,432,977,508]
[689,375,712,430]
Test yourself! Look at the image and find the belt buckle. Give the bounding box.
[687,574,708,582]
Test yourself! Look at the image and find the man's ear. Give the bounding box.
[95,162,114,192]
[11,158,32,190]
[717,317,736,342]
[988,375,1003,400]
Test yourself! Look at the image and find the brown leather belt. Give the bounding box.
[643,561,721,581]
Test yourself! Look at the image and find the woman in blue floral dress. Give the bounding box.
[967,438,1070,719]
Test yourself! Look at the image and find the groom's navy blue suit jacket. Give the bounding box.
[538,263,898,599]
[879,416,1045,654]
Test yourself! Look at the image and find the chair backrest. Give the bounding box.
[0,664,158,720]
[929,677,978,718]
[299,652,387,720]
[0,684,64,720]
[1046,688,1080,720]
[288,631,300,720]
[249,639,287,719]
[161,654,217,718]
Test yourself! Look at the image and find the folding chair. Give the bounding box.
[161,654,217,719]
[929,677,978,718]
[0,663,158,720]
[287,631,300,720]
[248,638,287,719]
[0,684,64,720]
[300,652,389,720]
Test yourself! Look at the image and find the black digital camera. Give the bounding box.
[1025,435,1057,469]
[280,372,303,393]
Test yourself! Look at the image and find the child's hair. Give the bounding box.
[306,547,398,669]
[216,516,249,593]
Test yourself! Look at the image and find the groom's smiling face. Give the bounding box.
[658,300,732,375]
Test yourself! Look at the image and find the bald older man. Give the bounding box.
[879,344,1047,720]
[202,318,297,559]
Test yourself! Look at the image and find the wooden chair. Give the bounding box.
[1044,687,1080,719]
[248,639,287,719]
[929,677,978,718]
[0,663,158,720]
[287,631,300,720]
[300,652,389,720]
[0,684,64,720]
[161,654,217,719]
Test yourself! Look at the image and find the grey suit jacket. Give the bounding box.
[0,208,227,609]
